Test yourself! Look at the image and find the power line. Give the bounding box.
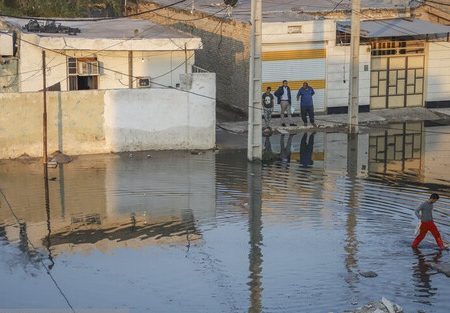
[416,0,450,7]
[1,15,224,100]
[323,0,347,16]
[0,186,76,313]
[0,6,226,82]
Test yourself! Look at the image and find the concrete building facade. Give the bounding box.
[0,17,216,157]
[0,17,201,93]
[134,0,450,115]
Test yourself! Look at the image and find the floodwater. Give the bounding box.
[0,122,450,313]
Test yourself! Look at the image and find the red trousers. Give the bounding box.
[412,221,444,249]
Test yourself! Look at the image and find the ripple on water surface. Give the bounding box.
[0,124,450,312]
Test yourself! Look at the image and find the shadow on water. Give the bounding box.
[0,122,450,312]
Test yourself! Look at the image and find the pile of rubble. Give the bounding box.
[347,297,403,313]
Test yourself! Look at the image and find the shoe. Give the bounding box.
[281,123,286,127]
[290,123,297,126]
[304,123,307,127]
[312,123,318,127]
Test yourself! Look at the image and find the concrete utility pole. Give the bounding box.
[247,0,262,161]
[348,0,360,133]
[42,51,48,166]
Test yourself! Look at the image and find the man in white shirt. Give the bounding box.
[274,80,296,127]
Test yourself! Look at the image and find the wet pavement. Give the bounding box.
[1,122,450,313]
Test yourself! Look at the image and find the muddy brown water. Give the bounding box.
[0,122,449,312]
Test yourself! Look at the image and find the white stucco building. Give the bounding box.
[0,17,202,93]
[262,17,450,114]
[0,17,216,157]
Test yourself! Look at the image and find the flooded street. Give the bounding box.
[1,122,450,313]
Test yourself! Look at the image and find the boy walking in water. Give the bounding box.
[412,193,446,250]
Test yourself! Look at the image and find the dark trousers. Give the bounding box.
[301,106,314,124]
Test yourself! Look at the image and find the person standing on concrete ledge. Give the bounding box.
[274,80,296,127]
[412,193,447,250]
[262,86,274,130]
[296,82,317,127]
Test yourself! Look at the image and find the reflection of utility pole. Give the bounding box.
[247,0,262,161]
[348,0,360,133]
[347,133,359,177]
[345,133,360,288]
[59,165,66,218]
[247,162,263,313]
[44,163,54,269]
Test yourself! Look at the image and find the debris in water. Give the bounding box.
[428,262,450,277]
[359,271,378,278]
[347,297,403,313]
[47,160,58,168]
[14,153,36,163]
[49,150,72,164]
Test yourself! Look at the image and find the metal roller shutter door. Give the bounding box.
[262,45,327,113]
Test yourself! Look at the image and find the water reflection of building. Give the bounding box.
[367,122,450,186]
[323,132,369,177]
[422,124,450,185]
[368,122,423,176]
[0,151,216,255]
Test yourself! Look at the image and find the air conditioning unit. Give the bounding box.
[78,60,99,76]
[137,77,151,88]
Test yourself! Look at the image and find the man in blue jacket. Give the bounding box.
[274,80,296,127]
[296,82,317,127]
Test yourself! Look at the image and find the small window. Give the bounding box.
[68,57,77,75]
[67,57,99,91]
[288,25,302,34]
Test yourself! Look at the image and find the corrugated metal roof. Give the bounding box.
[145,0,417,22]
[337,18,450,38]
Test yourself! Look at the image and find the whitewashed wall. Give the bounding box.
[426,42,450,103]
[326,44,371,108]
[0,73,216,159]
[262,20,335,44]
[104,73,216,152]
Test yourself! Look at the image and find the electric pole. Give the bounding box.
[348,0,360,133]
[247,0,262,161]
[42,51,48,166]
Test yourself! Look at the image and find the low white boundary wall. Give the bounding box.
[0,73,215,159]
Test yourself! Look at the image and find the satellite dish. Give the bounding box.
[224,0,238,7]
